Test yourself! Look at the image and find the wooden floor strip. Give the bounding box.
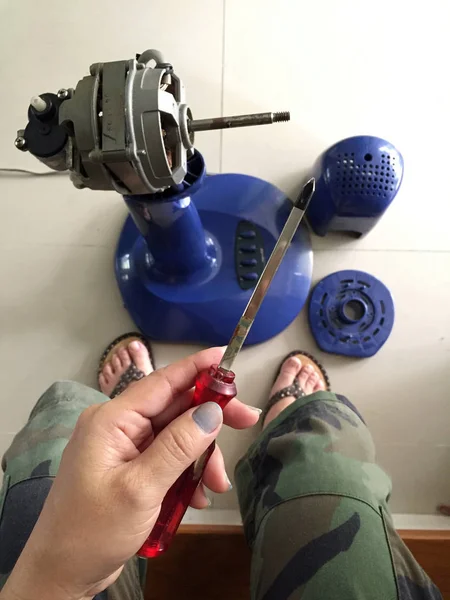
[145,530,450,599]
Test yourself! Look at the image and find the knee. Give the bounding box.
[30,381,105,420]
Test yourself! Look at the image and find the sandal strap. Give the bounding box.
[261,380,305,423]
[110,364,145,399]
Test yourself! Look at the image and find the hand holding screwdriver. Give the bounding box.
[1,347,260,600]
[138,178,316,558]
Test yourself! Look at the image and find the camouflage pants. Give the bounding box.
[235,391,443,599]
[0,381,144,600]
[0,383,443,599]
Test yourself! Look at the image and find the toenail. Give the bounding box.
[285,357,301,369]
[130,341,142,351]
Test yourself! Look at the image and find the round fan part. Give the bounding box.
[309,270,394,358]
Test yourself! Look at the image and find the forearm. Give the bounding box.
[0,539,91,600]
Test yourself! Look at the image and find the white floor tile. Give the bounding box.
[376,443,450,514]
[0,243,134,431]
[222,0,450,251]
[0,177,128,248]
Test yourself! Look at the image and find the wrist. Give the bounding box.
[0,545,90,600]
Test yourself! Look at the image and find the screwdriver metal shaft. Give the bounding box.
[220,177,316,372]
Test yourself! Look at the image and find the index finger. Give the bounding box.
[116,346,225,417]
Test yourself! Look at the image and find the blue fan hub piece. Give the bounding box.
[309,270,394,358]
[307,135,404,237]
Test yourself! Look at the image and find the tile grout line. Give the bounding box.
[312,248,450,254]
[2,245,450,254]
[218,0,227,174]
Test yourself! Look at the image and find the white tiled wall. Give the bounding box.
[0,0,449,519]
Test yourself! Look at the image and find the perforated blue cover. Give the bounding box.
[307,136,404,236]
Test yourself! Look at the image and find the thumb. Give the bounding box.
[136,402,223,499]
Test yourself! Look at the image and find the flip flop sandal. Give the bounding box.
[98,332,154,399]
[261,351,331,424]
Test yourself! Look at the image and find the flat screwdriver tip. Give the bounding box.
[295,177,315,210]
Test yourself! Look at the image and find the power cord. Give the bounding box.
[0,168,66,177]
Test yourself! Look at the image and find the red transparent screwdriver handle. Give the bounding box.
[137,365,237,558]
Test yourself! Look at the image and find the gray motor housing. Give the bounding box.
[16,50,194,195]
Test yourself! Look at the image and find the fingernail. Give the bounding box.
[226,475,233,491]
[250,406,262,415]
[207,498,212,507]
[192,402,222,433]
[129,341,142,351]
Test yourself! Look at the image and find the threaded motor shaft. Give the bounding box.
[188,111,290,133]
[272,111,290,122]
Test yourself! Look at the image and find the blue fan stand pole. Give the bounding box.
[116,151,313,346]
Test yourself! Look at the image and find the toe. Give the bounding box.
[270,356,302,397]
[314,378,326,392]
[298,363,314,390]
[103,363,114,382]
[98,373,108,393]
[304,371,318,395]
[128,340,153,376]
[112,354,122,375]
[118,348,132,370]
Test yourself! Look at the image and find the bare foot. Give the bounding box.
[263,356,325,429]
[99,340,154,397]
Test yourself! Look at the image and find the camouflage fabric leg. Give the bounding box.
[0,381,144,600]
[235,391,442,600]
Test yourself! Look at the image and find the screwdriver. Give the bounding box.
[137,177,316,558]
